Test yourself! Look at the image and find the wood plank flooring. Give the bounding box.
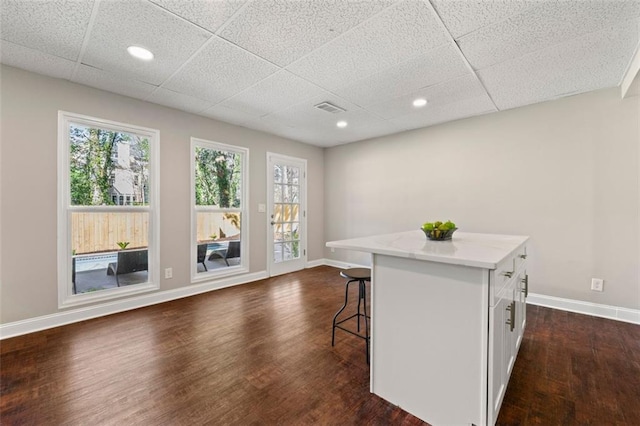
[1,266,639,425]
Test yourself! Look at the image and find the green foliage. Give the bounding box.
[69,125,149,206]
[195,147,241,208]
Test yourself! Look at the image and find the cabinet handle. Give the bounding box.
[505,301,516,332]
[501,271,513,278]
[520,275,529,298]
[519,254,527,259]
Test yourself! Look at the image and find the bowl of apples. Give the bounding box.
[421,220,457,241]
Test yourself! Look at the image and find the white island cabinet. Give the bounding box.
[326,230,529,426]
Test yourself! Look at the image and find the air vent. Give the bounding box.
[314,101,346,114]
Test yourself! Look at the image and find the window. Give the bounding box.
[191,138,248,280]
[58,112,159,307]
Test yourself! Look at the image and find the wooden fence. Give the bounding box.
[71,212,148,254]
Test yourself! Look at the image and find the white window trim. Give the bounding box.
[191,137,249,283]
[57,111,160,308]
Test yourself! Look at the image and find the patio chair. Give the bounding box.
[108,249,148,286]
[197,243,208,271]
[208,240,241,266]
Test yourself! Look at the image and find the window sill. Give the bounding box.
[59,281,160,309]
[191,265,249,284]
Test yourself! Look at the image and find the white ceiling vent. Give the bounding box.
[314,101,347,114]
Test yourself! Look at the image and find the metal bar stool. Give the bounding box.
[331,267,371,364]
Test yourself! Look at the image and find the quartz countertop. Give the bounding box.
[326,230,529,269]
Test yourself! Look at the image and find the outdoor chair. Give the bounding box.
[108,249,148,286]
[197,243,208,271]
[208,240,241,266]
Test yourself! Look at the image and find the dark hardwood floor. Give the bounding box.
[1,266,638,425]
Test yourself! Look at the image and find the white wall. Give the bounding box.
[0,65,324,323]
[325,88,640,310]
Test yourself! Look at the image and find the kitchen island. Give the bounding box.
[326,230,529,425]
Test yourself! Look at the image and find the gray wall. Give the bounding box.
[0,65,324,323]
[324,88,640,310]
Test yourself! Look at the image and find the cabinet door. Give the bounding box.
[489,288,511,424]
[505,281,517,377]
[515,270,528,351]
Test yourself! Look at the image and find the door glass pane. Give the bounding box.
[283,242,293,261]
[274,204,283,222]
[273,223,283,242]
[283,223,292,241]
[291,205,299,222]
[283,204,292,222]
[284,166,299,184]
[274,164,283,183]
[273,243,283,262]
[284,185,299,203]
[292,241,300,259]
[274,185,282,203]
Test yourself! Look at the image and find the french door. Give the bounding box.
[267,153,307,277]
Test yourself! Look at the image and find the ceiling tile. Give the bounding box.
[219,0,394,67]
[364,74,491,119]
[149,0,247,33]
[163,36,279,104]
[218,70,326,118]
[261,91,403,145]
[82,0,210,85]
[73,64,157,100]
[0,40,76,80]
[264,91,365,128]
[459,0,640,70]
[335,42,469,107]
[147,88,213,114]
[430,0,536,39]
[0,0,94,61]
[478,19,640,111]
[200,104,261,126]
[253,110,402,147]
[286,0,451,92]
[389,94,496,131]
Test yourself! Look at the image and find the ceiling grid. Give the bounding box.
[1,0,638,147]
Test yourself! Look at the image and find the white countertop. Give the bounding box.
[326,230,529,269]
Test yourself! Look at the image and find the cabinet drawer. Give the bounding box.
[514,244,528,272]
[490,256,516,306]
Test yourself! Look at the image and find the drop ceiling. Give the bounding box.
[1,0,639,147]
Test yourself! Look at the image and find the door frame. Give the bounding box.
[266,152,307,277]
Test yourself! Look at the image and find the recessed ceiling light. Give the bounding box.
[336,121,348,128]
[413,98,428,108]
[127,45,154,61]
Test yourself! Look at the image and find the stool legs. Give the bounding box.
[332,279,355,346]
[361,279,370,364]
[331,278,370,364]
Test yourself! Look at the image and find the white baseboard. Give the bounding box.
[4,265,637,339]
[305,258,325,268]
[0,270,268,340]
[527,293,640,325]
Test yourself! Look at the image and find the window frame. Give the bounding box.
[57,111,160,308]
[190,137,249,282]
